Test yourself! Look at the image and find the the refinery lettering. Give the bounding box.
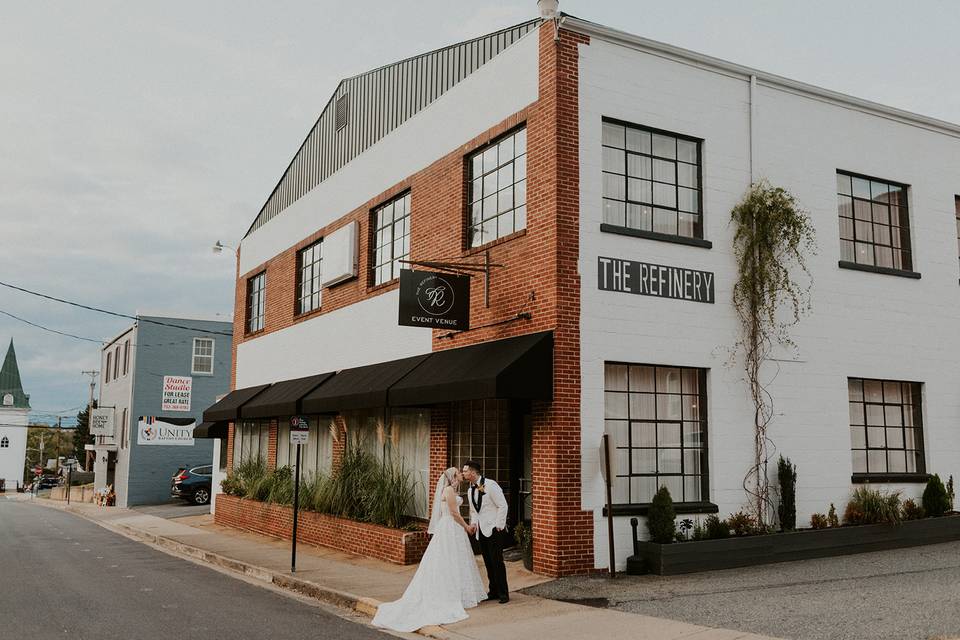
[598,256,715,304]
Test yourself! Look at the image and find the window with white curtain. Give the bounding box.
[232,421,268,466]
[276,417,333,478]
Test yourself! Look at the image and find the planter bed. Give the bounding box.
[215,494,430,565]
[628,515,960,575]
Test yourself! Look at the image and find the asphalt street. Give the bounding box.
[0,499,396,640]
[527,539,960,640]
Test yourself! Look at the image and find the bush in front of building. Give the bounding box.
[901,498,925,521]
[777,456,797,531]
[221,457,267,497]
[922,474,951,518]
[727,511,757,537]
[703,514,730,539]
[843,487,902,525]
[646,486,676,544]
[809,512,829,529]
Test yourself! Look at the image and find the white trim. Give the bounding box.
[191,337,216,376]
[564,17,960,139]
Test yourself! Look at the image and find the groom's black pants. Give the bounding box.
[478,529,509,598]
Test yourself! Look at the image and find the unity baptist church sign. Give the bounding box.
[598,256,715,304]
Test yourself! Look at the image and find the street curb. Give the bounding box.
[30,500,452,639]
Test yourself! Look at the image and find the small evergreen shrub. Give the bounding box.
[922,474,951,518]
[844,487,902,525]
[646,486,677,544]
[704,515,730,539]
[777,456,797,531]
[827,503,839,528]
[901,498,925,521]
[947,475,955,511]
[727,511,757,537]
[810,513,829,529]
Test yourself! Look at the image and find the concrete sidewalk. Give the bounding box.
[34,497,778,640]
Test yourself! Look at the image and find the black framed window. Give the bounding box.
[604,363,707,504]
[246,271,266,333]
[468,127,527,248]
[602,120,702,239]
[848,378,924,476]
[0,437,8,448]
[955,195,959,274]
[372,192,411,285]
[837,171,912,270]
[105,352,112,383]
[296,241,322,315]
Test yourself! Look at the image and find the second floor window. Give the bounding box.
[373,192,411,285]
[837,171,912,271]
[246,271,266,333]
[602,120,703,239]
[296,240,323,315]
[955,195,959,274]
[105,352,112,383]
[122,339,130,376]
[192,338,214,374]
[468,127,527,248]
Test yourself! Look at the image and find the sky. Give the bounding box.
[1,0,958,424]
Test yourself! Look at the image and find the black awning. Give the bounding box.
[193,421,228,439]
[202,384,271,422]
[239,372,335,419]
[301,354,430,414]
[388,331,553,406]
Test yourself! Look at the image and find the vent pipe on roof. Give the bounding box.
[538,0,559,19]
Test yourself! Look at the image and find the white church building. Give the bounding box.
[0,339,30,492]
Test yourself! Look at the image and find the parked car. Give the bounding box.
[36,476,61,490]
[170,465,213,505]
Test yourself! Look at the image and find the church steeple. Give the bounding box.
[0,339,30,409]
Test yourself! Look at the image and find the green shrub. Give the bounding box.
[947,475,955,511]
[810,513,829,529]
[222,457,267,497]
[364,457,415,529]
[513,521,533,553]
[703,515,729,539]
[646,486,676,544]
[922,474,951,518]
[901,498,925,521]
[827,503,839,528]
[843,487,902,525]
[727,511,756,537]
[265,465,294,505]
[777,456,797,531]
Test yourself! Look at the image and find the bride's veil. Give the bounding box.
[427,467,459,534]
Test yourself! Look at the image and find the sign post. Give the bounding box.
[600,434,616,578]
[289,416,310,573]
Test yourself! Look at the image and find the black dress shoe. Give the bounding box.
[485,595,498,602]
[498,595,510,604]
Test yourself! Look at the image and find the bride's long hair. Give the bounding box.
[427,467,460,534]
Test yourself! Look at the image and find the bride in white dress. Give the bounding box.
[372,467,487,632]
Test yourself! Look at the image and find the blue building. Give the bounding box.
[92,315,232,506]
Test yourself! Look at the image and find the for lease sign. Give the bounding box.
[161,375,192,412]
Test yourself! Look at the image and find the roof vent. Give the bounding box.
[335,94,349,131]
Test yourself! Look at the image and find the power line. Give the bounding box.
[0,280,233,337]
[0,308,105,343]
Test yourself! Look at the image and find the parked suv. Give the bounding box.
[170,465,213,505]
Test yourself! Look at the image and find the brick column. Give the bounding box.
[226,422,235,470]
[331,414,347,470]
[428,405,451,512]
[267,419,279,469]
[529,23,594,577]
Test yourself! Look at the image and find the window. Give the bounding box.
[849,378,924,477]
[121,409,128,448]
[122,339,130,376]
[602,120,702,239]
[955,196,959,273]
[372,192,411,285]
[468,127,527,247]
[0,437,8,448]
[232,421,269,465]
[296,241,323,315]
[113,347,120,380]
[449,400,511,519]
[246,271,266,333]
[604,363,708,504]
[277,416,333,478]
[837,172,912,270]
[105,352,112,383]
[191,338,215,375]
[335,94,349,131]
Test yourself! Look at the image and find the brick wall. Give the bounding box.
[214,494,429,565]
[267,419,278,468]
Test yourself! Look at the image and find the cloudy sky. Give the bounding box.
[2,0,958,424]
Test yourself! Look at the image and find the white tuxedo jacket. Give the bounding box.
[467,476,508,539]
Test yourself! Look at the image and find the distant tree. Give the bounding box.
[73,402,96,470]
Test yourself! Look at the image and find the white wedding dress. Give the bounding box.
[372,496,487,632]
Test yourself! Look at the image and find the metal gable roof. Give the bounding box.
[246,18,540,237]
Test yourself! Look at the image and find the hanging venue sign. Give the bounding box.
[398,269,471,330]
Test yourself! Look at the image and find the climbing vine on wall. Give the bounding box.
[730,180,816,528]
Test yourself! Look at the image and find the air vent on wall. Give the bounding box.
[335,94,349,131]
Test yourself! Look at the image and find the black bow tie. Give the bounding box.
[471,484,478,489]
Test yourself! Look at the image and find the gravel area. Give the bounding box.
[524,541,960,640]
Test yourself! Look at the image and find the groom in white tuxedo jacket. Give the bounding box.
[463,460,509,603]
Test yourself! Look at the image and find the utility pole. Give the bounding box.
[55,416,62,472]
[82,370,99,470]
